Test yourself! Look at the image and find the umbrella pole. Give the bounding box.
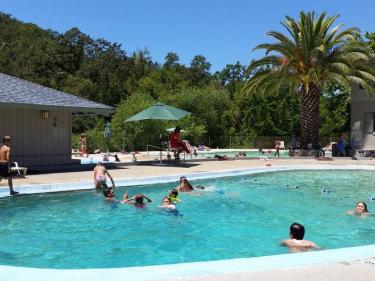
[159,129,163,164]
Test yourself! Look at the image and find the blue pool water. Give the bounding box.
[196,149,289,159]
[1,170,375,269]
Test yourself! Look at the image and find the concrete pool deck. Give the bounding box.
[1,157,375,281]
[1,157,375,187]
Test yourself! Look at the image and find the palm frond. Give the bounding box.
[243,11,375,97]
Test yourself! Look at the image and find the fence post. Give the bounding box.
[122,132,125,153]
[230,136,232,149]
[208,136,211,148]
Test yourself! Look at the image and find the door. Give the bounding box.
[364,112,375,149]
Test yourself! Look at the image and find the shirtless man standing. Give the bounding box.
[93,162,115,189]
[0,136,19,195]
[281,222,320,252]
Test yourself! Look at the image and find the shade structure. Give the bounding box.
[125,102,191,165]
[125,102,191,122]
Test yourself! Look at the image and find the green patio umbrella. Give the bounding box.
[125,102,191,121]
[166,127,187,133]
[125,102,192,164]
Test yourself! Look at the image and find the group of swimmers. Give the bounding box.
[93,161,371,252]
[93,161,204,211]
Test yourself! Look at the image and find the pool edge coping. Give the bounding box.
[1,245,375,281]
[1,164,375,197]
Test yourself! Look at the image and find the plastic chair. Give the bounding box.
[11,162,27,177]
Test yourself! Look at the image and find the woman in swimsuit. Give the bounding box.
[93,162,115,189]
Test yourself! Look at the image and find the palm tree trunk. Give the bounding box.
[300,84,320,149]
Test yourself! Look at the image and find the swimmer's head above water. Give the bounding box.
[356,201,368,213]
[290,222,305,240]
[103,188,115,198]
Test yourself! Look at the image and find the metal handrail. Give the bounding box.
[145,144,186,165]
[146,144,165,151]
[146,144,168,158]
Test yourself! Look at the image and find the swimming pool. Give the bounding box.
[1,169,374,269]
[195,149,289,159]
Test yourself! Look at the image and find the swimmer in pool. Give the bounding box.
[93,162,115,189]
[177,176,193,192]
[121,192,152,208]
[160,197,176,211]
[346,201,369,217]
[167,189,181,204]
[281,222,320,252]
[177,176,205,192]
[103,188,117,201]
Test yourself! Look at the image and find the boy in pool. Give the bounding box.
[160,197,176,211]
[121,192,152,208]
[281,222,320,252]
[167,189,181,204]
[93,162,115,189]
[347,201,369,217]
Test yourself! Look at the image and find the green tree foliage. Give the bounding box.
[188,55,212,86]
[0,12,371,150]
[214,61,247,98]
[243,11,375,148]
[364,32,375,51]
[320,81,351,136]
[161,86,230,146]
[110,92,157,151]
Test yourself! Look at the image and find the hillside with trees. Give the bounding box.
[0,12,372,151]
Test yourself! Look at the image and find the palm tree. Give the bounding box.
[243,11,375,148]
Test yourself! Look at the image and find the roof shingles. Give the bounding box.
[0,73,114,115]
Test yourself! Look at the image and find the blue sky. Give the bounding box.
[1,0,374,71]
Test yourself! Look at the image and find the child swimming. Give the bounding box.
[167,189,181,204]
[160,197,176,211]
[121,192,152,208]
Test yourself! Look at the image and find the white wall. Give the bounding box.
[0,107,75,167]
[351,85,375,149]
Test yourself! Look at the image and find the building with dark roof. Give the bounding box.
[351,84,375,156]
[0,72,115,167]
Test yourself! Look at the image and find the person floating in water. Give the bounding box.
[93,162,115,189]
[281,222,320,252]
[347,201,369,217]
[167,189,181,204]
[121,192,152,208]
